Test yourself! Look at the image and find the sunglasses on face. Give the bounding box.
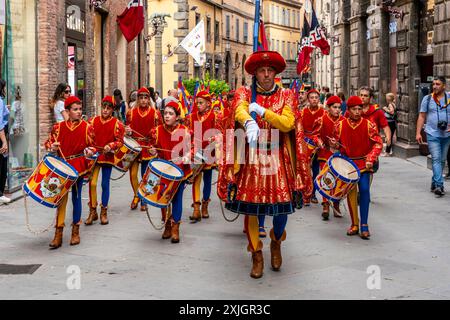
[138,95,149,99]
[64,90,71,94]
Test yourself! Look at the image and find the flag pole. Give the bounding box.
[250,0,261,119]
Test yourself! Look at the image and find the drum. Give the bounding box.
[304,137,318,159]
[314,153,360,203]
[137,158,184,208]
[113,136,142,172]
[188,151,207,183]
[23,154,79,208]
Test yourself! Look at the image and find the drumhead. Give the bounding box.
[47,156,78,176]
[331,157,359,180]
[124,136,142,151]
[150,159,184,180]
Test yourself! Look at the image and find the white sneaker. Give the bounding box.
[0,195,11,203]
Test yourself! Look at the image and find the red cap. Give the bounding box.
[102,96,114,105]
[64,95,82,109]
[165,100,181,114]
[307,89,320,97]
[196,90,211,102]
[347,96,364,108]
[244,51,286,75]
[326,95,342,106]
[137,87,150,96]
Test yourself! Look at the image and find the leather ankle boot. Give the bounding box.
[49,227,64,249]
[171,220,180,243]
[85,206,98,225]
[70,223,81,246]
[269,229,286,271]
[321,202,330,221]
[189,202,201,222]
[201,199,211,218]
[162,219,172,239]
[250,251,264,279]
[100,206,109,225]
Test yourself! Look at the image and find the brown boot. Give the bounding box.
[321,202,330,221]
[250,251,264,279]
[201,199,211,218]
[189,202,201,222]
[70,223,81,246]
[162,219,172,239]
[85,206,98,225]
[171,220,180,243]
[269,229,286,271]
[100,206,109,225]
[49,227,64,249]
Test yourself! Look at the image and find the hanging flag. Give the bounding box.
[117,0,145,43]
[296,14,314,75]
[179,20,206,66]
[310,9,330,55]
[257,19,269,51]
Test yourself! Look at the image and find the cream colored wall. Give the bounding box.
[263,0,301,61]
[148,0,179,95]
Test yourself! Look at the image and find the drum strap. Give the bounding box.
[349,156,366,160]
[65,153,84,160]
[134,137,150,142]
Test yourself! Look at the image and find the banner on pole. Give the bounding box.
[179,20,206,66]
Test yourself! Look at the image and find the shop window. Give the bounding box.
[0,0,38,192]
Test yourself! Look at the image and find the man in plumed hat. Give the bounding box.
[219,51,312,279]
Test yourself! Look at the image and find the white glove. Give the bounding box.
[245,119,260,145]
[249,102,266,117]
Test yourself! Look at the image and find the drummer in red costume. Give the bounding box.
[125,87,162,211]
[149,101,193,243]
[184,90,217,222]
[311,95,345,220]
[301,89,325,205]
[331,96,383,239]
[86,96,125,226]
[220,51,312,278]
[45,95,97,249]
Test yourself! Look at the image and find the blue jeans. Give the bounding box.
[427,134,450,188]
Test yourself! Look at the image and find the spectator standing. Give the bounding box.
[416,76,450,196]
[0,79,11,204]
[51,83,71,122]
[383,93,397,156]
[113,88,128,124]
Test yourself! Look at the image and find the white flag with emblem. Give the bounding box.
[179,20,206,66]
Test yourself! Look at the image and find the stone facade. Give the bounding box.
[330,0,449,158]
[37,0,141,152]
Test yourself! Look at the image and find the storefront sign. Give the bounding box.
[66,5,85,34]
[397,30,407,50]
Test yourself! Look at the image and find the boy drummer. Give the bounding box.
[86,96,125,225]
[45,96,97,248]
[330,96,383,239]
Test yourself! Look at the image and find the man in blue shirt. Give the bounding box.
[416,76,450,196]
[0,79,11,204]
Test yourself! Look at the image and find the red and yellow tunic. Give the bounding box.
[89,116,125,165]
[300,106,325,138]
[185,108,217,169]
[312,113,344,162]
[45,120,96,176]
[345,104,388,131]
[150,124,193,180]
[226,85,311,209]
[126,106,161,160]
[333,118,383,173]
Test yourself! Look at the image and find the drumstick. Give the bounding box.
[326,136,347,149]
[53,134,67,160]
